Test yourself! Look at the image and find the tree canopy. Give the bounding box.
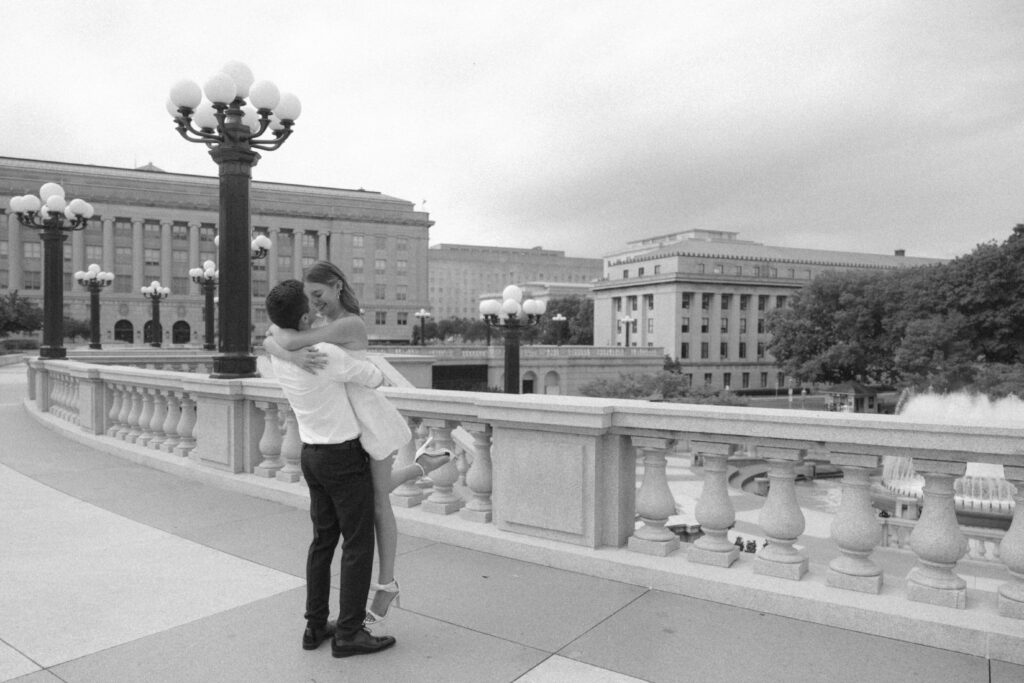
[0,291,43,337]
[767,225,1024,393]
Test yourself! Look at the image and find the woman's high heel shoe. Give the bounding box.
[365,579,401,627]
[414,436,451,476]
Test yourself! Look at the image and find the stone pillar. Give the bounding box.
[267,227,280,286]
[827,452,883,593]
[8,212,23,289]
[188,221,201,295]
[460,421,493,523]
[906,459,969,608]
[420,420,463,515]
[131,220,144,291]
[689,441,740,567]
[292,230,304,279]
[277,406,302,483]
[76,369,106,436]
[628,436,680,556]
[998,465,1024,619]
[71,229,85,274]
[755,446,809,580]
[102,219,114,271]
[254,400,284,477]
[318,230,328,261]
[160,220,173,288]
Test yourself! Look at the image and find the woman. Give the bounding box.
[264,261,449,627]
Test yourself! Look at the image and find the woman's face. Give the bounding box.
[304,279,343,319]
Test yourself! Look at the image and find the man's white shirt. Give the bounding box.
[267,342,383,444]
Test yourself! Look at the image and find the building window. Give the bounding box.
[278,255,292,273]
[734,265,743,276]
[374,284,386,300]
[23,242,41,259]
[85,245,103,262]
[681,317,689,333]
[144,222,161,238]
[396,285,407,301]
[644,294,653,310]
[299,233,315,252]
[173,223,189,241]
[396,259,408,275]
[757,318,765,334]
[742,372,750,389]
[700,342,709,359]
[740,294,750,311]
[376,236,387,251]
[739,342,747,359]
[684,373,693,387]
[769,268,778,278]
[397,238,408,251]
[352,235,364,248]
[720,318,728,333]
[723,372,731,388]
[0,240,7,257]
[704,373,712,386]
[721,294,731,310]
[628,296,637,311]
[397,311,408,325]
[740,318,747,334]
[375,311,387,325]
[777,372,785,388]
[622,269,629,279]
[757,342,766,358]
[681,293,691,309]
[697,263,705,274]
[777,296,788,308]
[760,372,768,388]
[613,297,621,312]
[200,225,216,242]
[720,342,728,358]
[713,264,723,274]
[23,271,41,289]
[638,267,645,277]
[758,295,768,311]
[145,249,160,266]
[701,293,711,310]
[654,265,661,274]
[375,259,386,274]
[647,319,654,333]
[352,258,364,274]
[701,317,709,333]
[680,342,689,359]
[115,219,133,239]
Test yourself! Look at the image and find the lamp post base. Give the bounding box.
[211,354,258,379]
[89,343,102,350]
[38,346,67,360]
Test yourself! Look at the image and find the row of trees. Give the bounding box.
[767,225,1024,396]
[0,291,90,345]
[412,296,594,346]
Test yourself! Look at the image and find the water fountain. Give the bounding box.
[878,392,1020,528]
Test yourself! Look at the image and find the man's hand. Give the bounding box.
[296,347,328,374]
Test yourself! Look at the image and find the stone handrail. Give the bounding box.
[20,357,1024,658]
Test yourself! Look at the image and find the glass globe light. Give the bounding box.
[241,104,260,133]
[268,114,284,131]
[21,195,41,212]
[220,61,255,98]
[45,195,66,212]
[193,103,219,130]
[274,92,302,121]
[480,299,502,316]
[169,79,202,109]
[39,182,65,201]
[522,299,541,316]
[67,198,88,215]
[249,80,281,111]
[74,270,86,281]
[203,260,216,271]
[502,285,523,303]
[203,72,237,105]
[165,99,181,118]
[88,263,100,274]
[501,299,522,318]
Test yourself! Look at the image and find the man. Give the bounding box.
[264,279,396,658]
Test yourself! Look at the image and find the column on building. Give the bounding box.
[267,227,279,286]
[292,230,304,280]
[132,220,144,290]
[71,228,85,275]
[188,221,201,295]
[318,230,328,262]
[102,219,115,272]
[711,292,722,375]
[160,220,173,290]
[8,212,23,289]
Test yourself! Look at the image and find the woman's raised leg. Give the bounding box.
[369,455,401,618]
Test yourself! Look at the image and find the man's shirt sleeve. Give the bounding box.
[318,344,384,388]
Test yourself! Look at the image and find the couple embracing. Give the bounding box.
[262,262,449,659]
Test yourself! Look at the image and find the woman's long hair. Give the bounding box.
[304,261,361,316]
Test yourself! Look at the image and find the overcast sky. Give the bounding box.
[3,1,1023,261]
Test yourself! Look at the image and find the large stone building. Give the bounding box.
[1,157,433,345]
[428,243,602,320]
[592,229,943,391]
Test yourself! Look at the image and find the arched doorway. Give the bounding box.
[172,321,191,345]
[113,320,134,344]
[143,320,160,345]
[544,371,561,395]
[522,371,537,394]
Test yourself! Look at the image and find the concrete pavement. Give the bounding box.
[1,363,1020,682]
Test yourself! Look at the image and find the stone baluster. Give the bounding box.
[689,441,740,567]
[115,385,133,440]
[629,437,680,556]
[827,452,883,593]
[276,406,302,483]
[755,446,809,580]
[124,387,144,443]
[253,401,284,477]
[160,392,182,453]
[173,394,197,458]
[391,418,426,508]
[69,377,80,425]
[421,420,463,514]
[460,422,493,523]
[106,384,123,437]
[906,459,969,608]
[146,389,168,450]
[455,444,471,487]
[49,375,65,420]
[998,465,1024,619]
[135,389,155,446]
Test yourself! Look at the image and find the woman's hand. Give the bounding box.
[294,347,328,374]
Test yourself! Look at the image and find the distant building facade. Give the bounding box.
[428,244,602,320]
[1,157,432,345]
[592,229,943,391]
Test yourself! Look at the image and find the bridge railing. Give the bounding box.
[21,357,1024,655]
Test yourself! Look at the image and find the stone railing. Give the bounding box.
[20,357,1024,663]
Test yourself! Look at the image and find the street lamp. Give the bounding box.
[74,264,114,350]
[480,285,546,394]
[620,314,635,347]
[189,260,218,350]
[551,313,567,346]
[414,308,431,345]
[141,281,170,348]
[8,184,95,359]
[214,232,272,260]
[168,60,300,378]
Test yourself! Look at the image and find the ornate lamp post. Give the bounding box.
[189,260,218,350]
[74,264,114,350]
[214,232,272,260]
[480,285,546,394]
[8,184,95,359]
[414,308,431,345]
[620,314,635,348]
[141,281,170,348]
[551,313,567,346]
[168,60,300,378]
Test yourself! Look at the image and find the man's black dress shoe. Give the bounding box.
[302,621,335,650]
[331,628,396,658]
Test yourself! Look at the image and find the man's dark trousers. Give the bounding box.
[300,440,375,639]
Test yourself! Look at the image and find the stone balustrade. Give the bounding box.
[19,356,1024,665]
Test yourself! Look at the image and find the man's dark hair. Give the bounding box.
[265,279,308,330]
